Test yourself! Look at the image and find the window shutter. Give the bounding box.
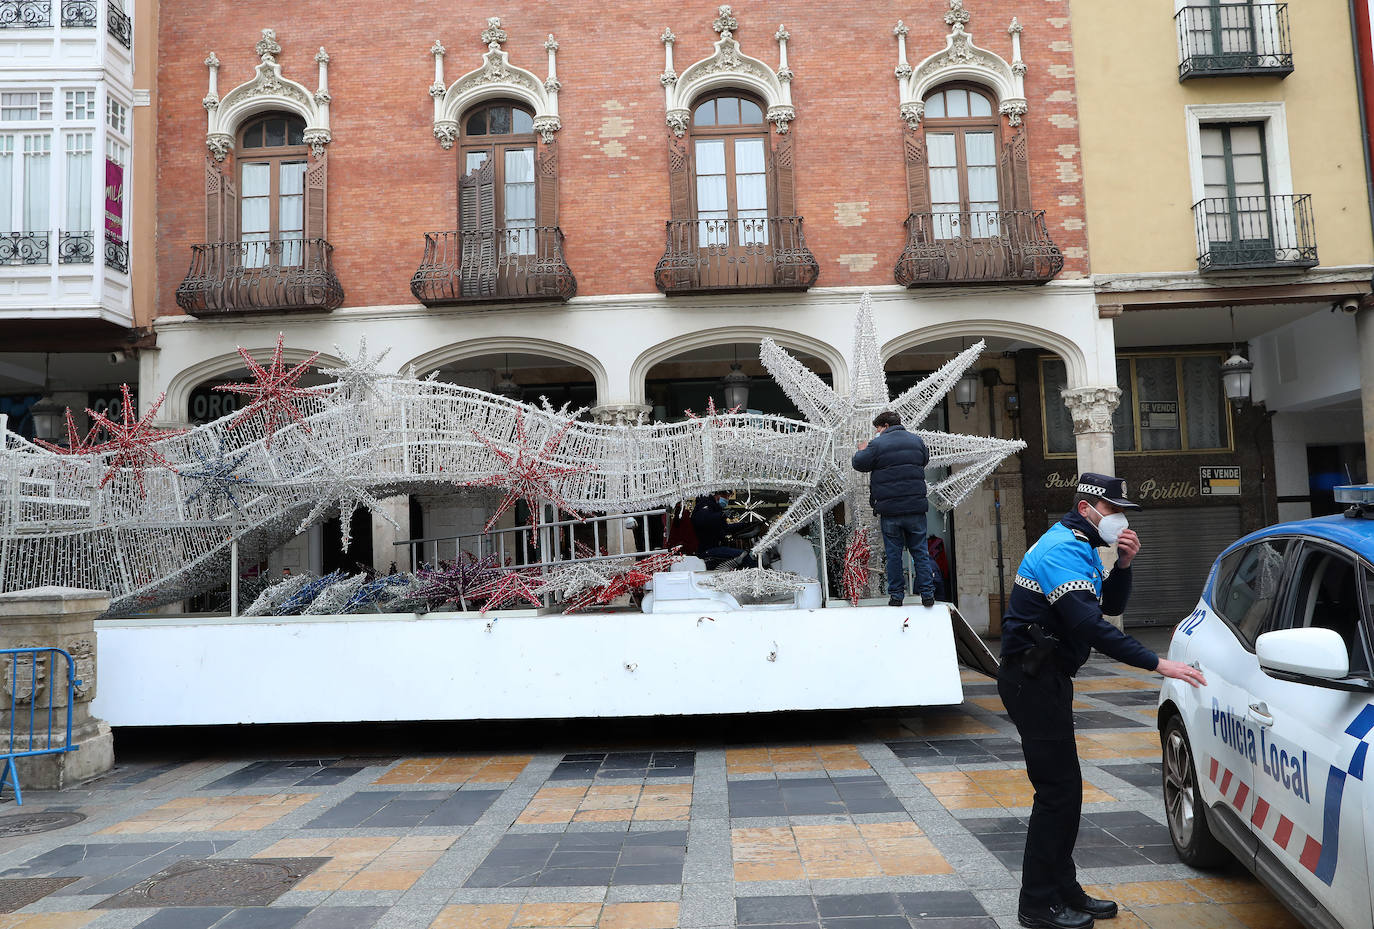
[304,151,327,241]
[205,156,223,242]
[458,156,497,296]
[667,135,691,219]
[772,134,796,217]
[903,129,931,215]
[223,171,238,244]
[535,143,558,228]
[1000,127,1032,211]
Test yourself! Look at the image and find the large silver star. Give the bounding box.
[294,440,399,551]
[753,292,1025,555]
[318,337,393,401]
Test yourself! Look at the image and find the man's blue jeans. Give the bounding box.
[880,512,934,601]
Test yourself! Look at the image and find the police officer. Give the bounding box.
[1000,473,1206,929]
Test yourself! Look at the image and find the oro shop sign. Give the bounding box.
[188,388,243,424]
[1045,472,1197,500]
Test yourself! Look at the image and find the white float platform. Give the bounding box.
[90,605,965,727]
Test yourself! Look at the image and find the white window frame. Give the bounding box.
[1184,101,1292,204]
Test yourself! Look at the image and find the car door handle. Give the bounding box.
[1248,702,1274,727]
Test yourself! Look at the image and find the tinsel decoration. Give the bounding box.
[414,553,501,607]
[842,529,873,606]
[84,385,187,496]
[344,573,413,613]
[215,333,322,447]
[293,441,399,551]
[465,407,592,544]
[276,570,346,615]
[181,437,256,515]
[36,408,102,455]
[698,567,813,602]
[559,550,682,614]
[467,568,545,613]
[303,572,371,615]
[242,572,317,617]
[318,337,393,401]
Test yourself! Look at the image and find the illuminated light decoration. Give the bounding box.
[466,567,545,613]
[344,573,414,612]
[698,567,813,601]
[559,550,682,614]
[318,337,393,401]
[414,553,502,606]
[215,333,323,448]
[293,441,400,551]
[303,572,370,615]
[842,528,873,605]
[36,408,102,456]
[181,437,256,515]
[84,385,187,497]
[464,408,591,544]
[0,294,1017,615]
[276,570,346,615]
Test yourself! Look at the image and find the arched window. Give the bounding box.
[237,113,309,266]
[689,92,770,246]
[922,85,1001,238]
[459,102,538,256]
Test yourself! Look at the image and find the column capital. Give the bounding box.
[1060,385,1121,435]
[591,404,652,425]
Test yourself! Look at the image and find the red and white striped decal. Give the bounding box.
[1208,756,1324,875]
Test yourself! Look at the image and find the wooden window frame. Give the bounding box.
[1201,121,1272,247]
[687,91,771,219]
[458,101,538,232]
[922,83,1003,214]
[236,113,309,243]
[1039,350,1237,459]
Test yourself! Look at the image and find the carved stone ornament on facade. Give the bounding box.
[660,5,797,136]
[1060,386,1122,435]
[892,0,1028,130]
[429,17,562,149]
[202,28,333,162]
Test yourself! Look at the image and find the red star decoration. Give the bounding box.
[36,408,102,455]
[83,385,188,496]
[842,529,873,606]
[562,549,682,614]
[466,409,593,545]
[468,568,545,613]
[214,334,321,448]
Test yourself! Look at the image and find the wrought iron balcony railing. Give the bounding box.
[57,231,93,264]
[1176,3,1292,79]
[106,0,129,48]
[175,238,344,317]
[894,210,1063,286]
[1193,193,1317,272]
[0,232,49,265]
[59,0,93,27]
[654,216,819,294]
[104,236,128,274]
[410,227,576,305]
[0,0,50,27]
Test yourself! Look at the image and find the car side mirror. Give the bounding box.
[1255,627,1369,690]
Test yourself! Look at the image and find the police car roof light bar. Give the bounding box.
[1333,484,1374,518]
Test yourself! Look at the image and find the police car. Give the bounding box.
[1158,485,1374,929]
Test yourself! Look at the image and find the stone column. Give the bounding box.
[1358,307,1374,475]
[371,495,411,575]
[0,588,114,790]
[1061,385,1121,479]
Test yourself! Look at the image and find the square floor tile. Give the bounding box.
[303,789,500,829]
[465,831,687,888]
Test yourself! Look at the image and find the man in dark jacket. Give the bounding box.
[690,493,755,569]
[850,411,934,607]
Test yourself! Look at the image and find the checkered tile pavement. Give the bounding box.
[0,652,1302,928]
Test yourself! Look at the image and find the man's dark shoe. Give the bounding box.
[921,594,936,607]
[1066,896,1117,919]
[888,597,903,607]
[1017,903,1094,929]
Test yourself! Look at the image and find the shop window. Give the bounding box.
[1040,352,1231,457]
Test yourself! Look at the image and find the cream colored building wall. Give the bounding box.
[1071,0,1373,274]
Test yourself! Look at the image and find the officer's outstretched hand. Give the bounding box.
[1155,658,1206,687]
[1115,529,1140,568]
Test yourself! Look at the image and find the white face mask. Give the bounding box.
[1095,511,1129,545]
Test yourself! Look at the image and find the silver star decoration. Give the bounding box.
[753,292,1025,556]
[295,441,400,551]
[319,337,393,400]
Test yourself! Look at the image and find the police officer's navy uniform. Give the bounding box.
[999,474,1159,928]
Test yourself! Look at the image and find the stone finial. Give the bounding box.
[314,47,330,64]
[774,25,789,42]
[1008,17,1023,34]
[480,16,507,47]
[430,39,446,57]
[945,0,971,27]
[544,34,559,52]
[893,20,909,37]
[713,4,738,36]
[255,28,281,62]
[204,51,220,69]
[660,27,676,44]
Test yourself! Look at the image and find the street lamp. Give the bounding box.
[954,371,979,415]
[28,353,64,444]
[493,353,522,401]
[1221,352,1253,410]
[721,345,750,410]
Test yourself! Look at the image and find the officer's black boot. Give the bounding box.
[1017,902,1094,929]
[1065,895,1117,919]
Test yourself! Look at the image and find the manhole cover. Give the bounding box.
[97,857,327,908]
[0,811,85,837]
[0,877,78,913]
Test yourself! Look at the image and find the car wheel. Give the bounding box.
[1162,715,1230,868]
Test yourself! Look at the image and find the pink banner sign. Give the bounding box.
[104,159,124,240]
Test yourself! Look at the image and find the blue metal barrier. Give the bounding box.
[0,647,78,804]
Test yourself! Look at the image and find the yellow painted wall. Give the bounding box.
[1071,0,1374,274]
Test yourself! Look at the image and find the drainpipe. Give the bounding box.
[1350,0,1374,249]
